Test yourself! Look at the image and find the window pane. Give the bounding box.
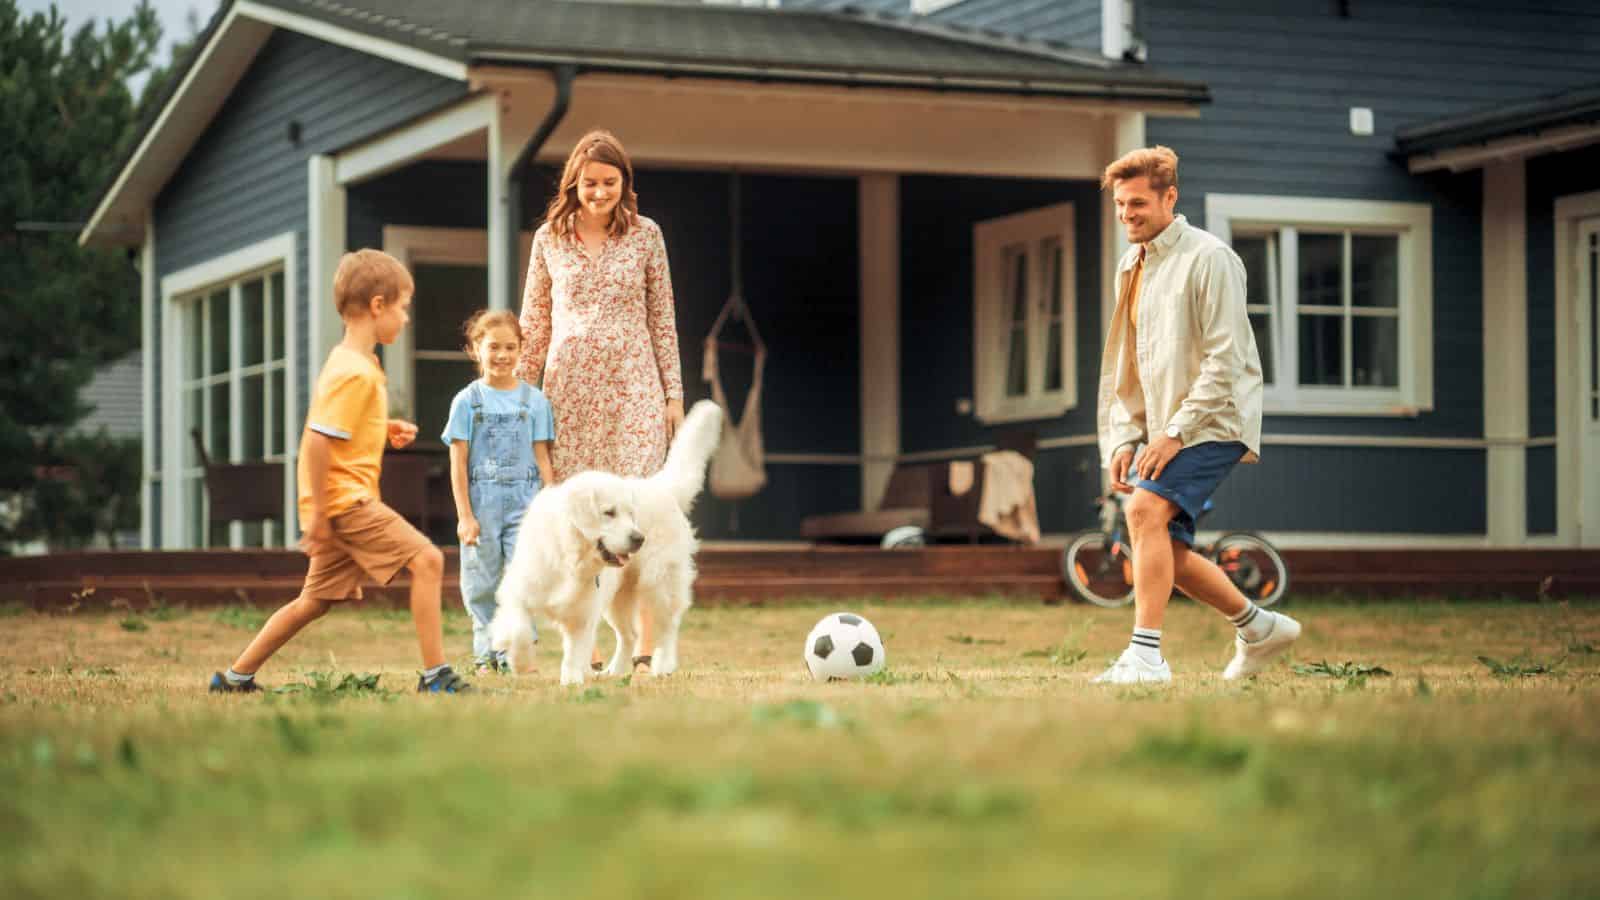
[269,369,285,457]
[208,290,231,376]
[1298,233,1342,309]
[1298,313,1342,386]
[413,264,489,353]
[1004,245,1028,325]
[183,388,203,467]
[185,300,203,382]
[209,518,231,550]
[1352,235,1399,308]
[242,374,265,460]
[416,360,479,442]
[270,271,286,362]
[1044,322,1063,392]
[1042,238,1063,317]
[209,382,231,461]
[1005,328,1028,396]
[1249,312,1274,385]
[241,277,265,367]
[1234,235,1273,308]
[1352,316,1400,387]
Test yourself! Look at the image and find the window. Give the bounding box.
[1205,195,1432,416]
[382,228,533,444]
[176,268,290,547]
[973,203,1077,423]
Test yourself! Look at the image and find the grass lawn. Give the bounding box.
[2,595,1598,900]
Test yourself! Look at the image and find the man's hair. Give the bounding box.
[1101,145,1179,192]
[332,249,414,317]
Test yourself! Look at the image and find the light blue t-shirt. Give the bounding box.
[440,380,556,448]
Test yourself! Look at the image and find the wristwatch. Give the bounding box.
[1164,423,1183,443]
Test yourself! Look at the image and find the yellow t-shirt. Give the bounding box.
[298,345,387,525]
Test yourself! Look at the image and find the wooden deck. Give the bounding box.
[3,545,1599,609]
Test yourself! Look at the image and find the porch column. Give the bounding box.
[140,212,156,549]
[307,155,346,372]
[1483,159,1528,546]
[859,174,900,511]
[488,86,545,313]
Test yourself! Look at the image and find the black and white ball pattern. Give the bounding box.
[804,612,886,681]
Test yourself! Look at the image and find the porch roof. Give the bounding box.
[253,0,1208,102]
[1398,81,1600,173]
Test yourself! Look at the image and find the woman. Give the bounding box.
[516,130,684,674]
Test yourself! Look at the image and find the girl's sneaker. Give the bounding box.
[208,671,261,693]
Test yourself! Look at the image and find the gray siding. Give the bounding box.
[781,0,1103,51]
[151,29,466,544]
[78,351,142,439]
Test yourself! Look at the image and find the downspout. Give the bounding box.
[506,63,576,308]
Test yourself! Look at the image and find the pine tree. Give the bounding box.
[0,0,168,548]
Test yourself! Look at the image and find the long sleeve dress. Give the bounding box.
[515,216,684,482]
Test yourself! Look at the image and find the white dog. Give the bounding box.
[490,400,723,685]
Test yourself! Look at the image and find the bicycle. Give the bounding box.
[1060,491,1289,608]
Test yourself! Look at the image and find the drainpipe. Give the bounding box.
[505,64,576,308]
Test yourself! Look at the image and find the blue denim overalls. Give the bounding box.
[461,382,542,665]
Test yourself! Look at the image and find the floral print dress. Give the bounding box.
[516,216,683,482]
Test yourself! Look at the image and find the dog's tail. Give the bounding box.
[651,399,723,513]
[489,597,538,674]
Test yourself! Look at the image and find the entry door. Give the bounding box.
[1580,217,1600,544]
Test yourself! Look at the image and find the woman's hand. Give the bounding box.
[457,514,481,546]
[665,398,685,440]
[387,419,418,449]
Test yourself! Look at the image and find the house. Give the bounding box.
[790,0,1600,548]
[78,0,1600,551]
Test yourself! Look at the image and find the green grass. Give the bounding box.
[2,598,1598,899]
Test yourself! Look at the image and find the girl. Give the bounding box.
[515,129,684,675]
[442,310,556,673]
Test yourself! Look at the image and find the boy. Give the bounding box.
[209,249,471,695]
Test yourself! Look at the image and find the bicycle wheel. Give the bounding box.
[1061,531,1135,607]
[1210,531,1289,608]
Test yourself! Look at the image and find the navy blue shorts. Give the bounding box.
[1131,440,1247,547]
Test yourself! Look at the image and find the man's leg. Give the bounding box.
[1171,542,1248,619]
[1172,541,1300,679]
[1092,488,1179,684]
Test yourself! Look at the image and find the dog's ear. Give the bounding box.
[564,479,604,536]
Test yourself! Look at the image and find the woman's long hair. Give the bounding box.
[543,130,640,240]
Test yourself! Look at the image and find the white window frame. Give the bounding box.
[381,226,533,423]
[912,0,964,13]
[972,202,1078,424]
[159,232,298,549]
[1205,194,1433,417]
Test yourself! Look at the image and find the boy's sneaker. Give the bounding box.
[1222,611,1302,680]
[416,667,473,694]
[208,671,260,694]
[1091,648,1173,685]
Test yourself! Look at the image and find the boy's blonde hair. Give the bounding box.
[461,309,522,361]
[333,249,414,318]
[1101,145,1180,192]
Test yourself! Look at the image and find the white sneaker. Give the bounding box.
[1222,611,1302,680]
[1092,648,1173,685]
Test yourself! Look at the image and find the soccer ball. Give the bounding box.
[803,612,886,681]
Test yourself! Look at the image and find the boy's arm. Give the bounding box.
[300,429,335,551]
[534,441,555,487]
[449,441,479,545]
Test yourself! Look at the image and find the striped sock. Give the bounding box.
[223,668,255,686]
[422,663,451,684]
[1230,602,1275,642]
[1128,627,1163,665]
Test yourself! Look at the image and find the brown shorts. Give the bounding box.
[301,499,433,601]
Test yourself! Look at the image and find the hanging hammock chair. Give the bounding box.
[703,173,768,500]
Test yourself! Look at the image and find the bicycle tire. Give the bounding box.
[1210,531,1290,608]
[1061,531,1135,608]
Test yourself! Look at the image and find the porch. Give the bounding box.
[8,546,1598,609]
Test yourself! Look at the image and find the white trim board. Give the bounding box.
[159,232,298,548]
[334,93,494,185]
[234,1,466,82]
[1408,123,1600,175]
[1555,189,1600,547]
[1205,193,1434,417]
[140,213,156,549]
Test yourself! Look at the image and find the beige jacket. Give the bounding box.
[1096,215,1264,467]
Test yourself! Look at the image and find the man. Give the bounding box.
[1092,146,1300,684]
